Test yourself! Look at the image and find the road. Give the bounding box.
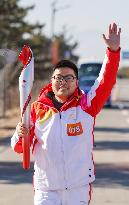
[0,79,129,205]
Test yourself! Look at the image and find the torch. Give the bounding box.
[19,45,34,169]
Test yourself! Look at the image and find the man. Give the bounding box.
[11,23,121,205]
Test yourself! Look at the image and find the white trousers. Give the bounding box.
[34,185,91,205]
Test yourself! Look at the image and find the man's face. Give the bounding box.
[51,67,78,100]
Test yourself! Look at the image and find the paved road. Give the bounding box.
[0,79,129,205]
[91,105,129,205]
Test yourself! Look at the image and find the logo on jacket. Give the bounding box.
[67,122,83,136]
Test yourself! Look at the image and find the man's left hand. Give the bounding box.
[103,23,121,51]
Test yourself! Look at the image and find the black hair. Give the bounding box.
[53,59,78,79]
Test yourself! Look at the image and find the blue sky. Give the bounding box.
[20,0,129,60]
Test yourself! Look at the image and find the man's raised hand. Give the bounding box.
[103,23,121,51]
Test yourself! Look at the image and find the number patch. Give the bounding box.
[67,122,83,136]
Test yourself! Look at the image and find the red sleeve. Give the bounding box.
[86,48,120,117]
[29,103,36,145]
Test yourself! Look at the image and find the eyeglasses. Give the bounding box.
[52,74,76,83]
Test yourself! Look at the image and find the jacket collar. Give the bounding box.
[37,83,83,107]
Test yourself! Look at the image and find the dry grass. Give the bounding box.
[0,107,20,138]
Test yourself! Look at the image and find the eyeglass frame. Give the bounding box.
[51,74,77,83]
